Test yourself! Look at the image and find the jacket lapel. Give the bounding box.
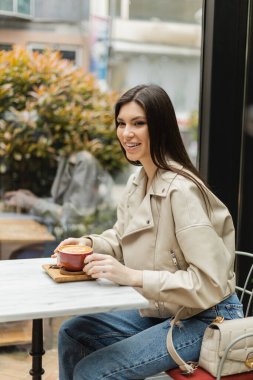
[122,166,179,238]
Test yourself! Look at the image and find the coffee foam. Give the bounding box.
[60,245,92,254]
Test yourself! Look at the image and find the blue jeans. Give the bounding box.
[58,293,243,380]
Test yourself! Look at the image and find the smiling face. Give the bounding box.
[115,84,196,183]
[116,101,154,171]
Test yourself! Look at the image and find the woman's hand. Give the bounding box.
[51,237,92,258]
[83,253,143,287]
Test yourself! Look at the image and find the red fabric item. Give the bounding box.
[166,367,253,379]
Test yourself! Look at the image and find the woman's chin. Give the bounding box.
[125,148,140,158]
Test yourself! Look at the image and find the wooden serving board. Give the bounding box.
[42,264,94,283]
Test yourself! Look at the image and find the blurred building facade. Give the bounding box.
[0,0,90,67]
[90,0,203,163]
[0,0,202,112]
[91,0,202,116]
[0,0,202,163]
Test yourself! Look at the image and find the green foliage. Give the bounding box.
[0,46,125,195]
[188,110,199,142]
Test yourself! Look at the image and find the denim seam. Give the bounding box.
[174,333,202,351]
[94,332,134,338]
[101,351,170,379]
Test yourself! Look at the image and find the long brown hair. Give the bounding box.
[115,84,211,210]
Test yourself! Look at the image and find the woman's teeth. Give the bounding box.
[126,143,140,147]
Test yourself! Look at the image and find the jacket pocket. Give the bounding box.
[169,249,180,270]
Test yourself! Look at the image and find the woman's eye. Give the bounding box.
[134,121,146,126]
[117,120,146,128]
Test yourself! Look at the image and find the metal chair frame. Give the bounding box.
[234,250,253,318]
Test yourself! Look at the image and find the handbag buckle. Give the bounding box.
[180,361,198,375]
[245,353,253,369]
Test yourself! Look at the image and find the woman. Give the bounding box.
[56,84,243,380]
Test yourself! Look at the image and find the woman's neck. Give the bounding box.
[142,162,157,193]
[141,157,157,178]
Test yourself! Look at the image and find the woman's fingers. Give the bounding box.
[84,253,107,264]
[84,254,111,275]
[86,264,112,277]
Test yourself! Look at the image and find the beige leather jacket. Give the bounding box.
[89,163,236,320]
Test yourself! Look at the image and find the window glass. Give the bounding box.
[0,0,12,11]
[0,0,203,263]
[32,48,76,63]
[108,0,203,165]
[0,44,12,50]
[17,0,31,15]
[129,0,202,23]
[0,2,204,366]
[108,0,121,18]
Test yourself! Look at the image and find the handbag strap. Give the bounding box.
[167,306,197,374]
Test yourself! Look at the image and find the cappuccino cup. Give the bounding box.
[58,245,93,272]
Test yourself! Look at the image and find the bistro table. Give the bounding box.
[0,258,149,379]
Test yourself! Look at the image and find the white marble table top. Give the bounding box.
[0,258,149,322]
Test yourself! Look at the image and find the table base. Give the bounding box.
[29,319,45,380]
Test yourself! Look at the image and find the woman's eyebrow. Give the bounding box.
[131,116,146,121]
[117,116,146,121]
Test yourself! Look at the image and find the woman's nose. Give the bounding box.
[123,125,134,138]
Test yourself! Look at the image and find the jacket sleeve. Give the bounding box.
[142,179,236,310]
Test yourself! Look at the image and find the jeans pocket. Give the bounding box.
[195,293,244,323]
[224,304,244,319]
[213,293,244,320]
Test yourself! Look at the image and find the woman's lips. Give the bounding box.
[125,143,141,152]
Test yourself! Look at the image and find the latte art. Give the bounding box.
[60,245,92,254]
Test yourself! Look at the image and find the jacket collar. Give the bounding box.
[122,162,183,238]
[131,161,183,197]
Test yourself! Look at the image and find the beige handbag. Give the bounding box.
[199,316,253,377]
[167,307,253,377]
